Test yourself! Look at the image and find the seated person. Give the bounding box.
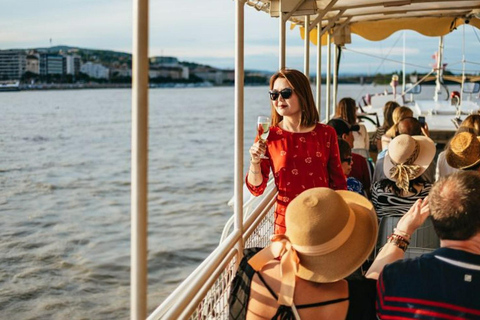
[371,101,400,153]
[445,123,480,174]
[338,138,366,196]
[373,117,436,184]
[327,118,371,196]
[371,134,435,219]
[229,188,429,320]
[380,106,414,154]
[377,171,480,319]
[437,114,480,180]
[334,97,369,150]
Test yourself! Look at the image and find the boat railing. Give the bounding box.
[221,179,276,243]
[148,183,278,320]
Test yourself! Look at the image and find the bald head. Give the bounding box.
[397,117,422,136]
[430,171,480,240]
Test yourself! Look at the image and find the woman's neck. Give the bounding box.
[280,117,308,132]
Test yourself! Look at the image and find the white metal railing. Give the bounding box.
[148,185,278,320]
[221,179,276,242]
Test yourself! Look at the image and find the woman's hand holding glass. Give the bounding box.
[256,116,270,159]
[249,141,267,164]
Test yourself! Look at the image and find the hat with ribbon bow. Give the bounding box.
[383,134,436,192]
[248,188,377,306]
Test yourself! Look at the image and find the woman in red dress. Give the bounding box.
[247,69,347,234]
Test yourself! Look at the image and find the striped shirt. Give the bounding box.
[377,247,480,319]
[371,181,431,218]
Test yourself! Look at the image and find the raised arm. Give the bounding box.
[365,197,430,279]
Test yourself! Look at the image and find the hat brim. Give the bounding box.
[446,136,480,170]
[383,135,436,181]
[295,191,378,283]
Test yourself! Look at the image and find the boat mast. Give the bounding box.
[434,36,444,102]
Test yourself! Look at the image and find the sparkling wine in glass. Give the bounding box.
[257,116,270,159]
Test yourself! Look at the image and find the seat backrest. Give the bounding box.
[375,215,440,259]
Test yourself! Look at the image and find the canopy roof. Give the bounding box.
[246,0,480,45]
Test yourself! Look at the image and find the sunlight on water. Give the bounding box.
[0,83,448,318]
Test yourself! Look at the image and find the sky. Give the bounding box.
[2,0,480,75]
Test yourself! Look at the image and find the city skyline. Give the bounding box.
[2,0,480,75]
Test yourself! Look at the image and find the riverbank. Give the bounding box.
[17,82,216,91]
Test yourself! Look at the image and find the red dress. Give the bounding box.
[246,123,347,234]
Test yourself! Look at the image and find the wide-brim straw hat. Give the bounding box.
[446,131,480,169]
[384,134,436,181]
[285,188,377,283]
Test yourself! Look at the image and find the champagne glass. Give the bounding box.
[257,116,270,159]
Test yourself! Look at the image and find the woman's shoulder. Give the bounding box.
[358,123,367,131]
[315,122,336,135]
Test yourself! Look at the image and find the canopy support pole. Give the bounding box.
[131,0,149,319]
[316,23,322,119]
[279,8,286,69]
[402,31,406,95]
[461,24,466,106]
[326,31,332,121]
[333,44,339,113]
[304,15,310,77]
[234,0,246,263]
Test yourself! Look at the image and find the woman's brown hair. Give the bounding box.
[385,106,414,138]
[335,97,357,125]
[460,114,480,135]
[381,101,400,130]
[269,69,319,127]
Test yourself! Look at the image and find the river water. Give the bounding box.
[0,83,436,319]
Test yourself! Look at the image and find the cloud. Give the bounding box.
[1,0,480,74]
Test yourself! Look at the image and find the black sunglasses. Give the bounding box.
[269,88,293,101]
[342,156,353,165]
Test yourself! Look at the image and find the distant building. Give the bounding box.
[26,54,40,74]
[111,67,132,78]
[39,53,66,76]
[150,56,179,67]
[192,66,234,85]
[65,55,81,75]
[150,56,189,79]
[80,62,109,79]
[150,66,187,80]
[0,49,27,80]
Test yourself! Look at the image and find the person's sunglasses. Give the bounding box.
[269,88,293,101]
[342,156,353,165]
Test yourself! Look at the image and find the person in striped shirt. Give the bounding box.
[377,171,480,319]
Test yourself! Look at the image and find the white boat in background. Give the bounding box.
[127,1,480,319]
[0,80,20,91]
[358,35,480,144]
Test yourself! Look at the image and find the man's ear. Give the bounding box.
[341,133,348,140]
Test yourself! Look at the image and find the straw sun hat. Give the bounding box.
[446,131,480,170]
[384,134,436,191]
[248,188,377,306]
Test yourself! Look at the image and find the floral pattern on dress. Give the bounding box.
[245,123,347,234]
